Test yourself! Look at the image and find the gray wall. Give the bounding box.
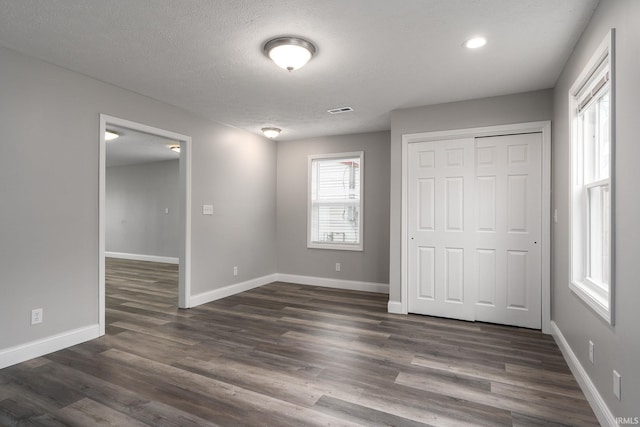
[551,0,640,418]
[388,90,553,303]
[106,160,179,258]
[277,131,390,285]
[0,45,277,350]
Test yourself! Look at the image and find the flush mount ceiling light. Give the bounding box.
[105,130,120,141]
[264,37,316,71]
[262,127,281,138]
[463,37,487,49]
[169,144,181,153]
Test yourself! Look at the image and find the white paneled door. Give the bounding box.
[408,138,476,321]
[408,133,542,329]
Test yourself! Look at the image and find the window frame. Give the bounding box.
[568,29,615,325]
[307,151,364,251]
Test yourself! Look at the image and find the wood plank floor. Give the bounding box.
[0,258,599,426]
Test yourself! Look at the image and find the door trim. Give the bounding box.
[99,114,192,336]
[400,121,551,333]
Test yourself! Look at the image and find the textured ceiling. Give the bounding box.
[106,125,179,167]
[0,0,598,141]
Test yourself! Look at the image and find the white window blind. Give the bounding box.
[308,152,363,251]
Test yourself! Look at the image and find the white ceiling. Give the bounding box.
[0,0,598,141]
[106,125,179,167]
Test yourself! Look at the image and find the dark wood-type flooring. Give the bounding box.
[0,258,599,426]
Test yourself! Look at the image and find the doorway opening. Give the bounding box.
[99,115,192,336]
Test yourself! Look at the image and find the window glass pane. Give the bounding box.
[311,204,360,244]
[581,102,596,184]
[580,89,610,184]
[588,184,610,287]
[314,158,360,201]
[597,92,610,180]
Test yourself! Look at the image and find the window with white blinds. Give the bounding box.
[569,29,615,324]
[308,152,363,251]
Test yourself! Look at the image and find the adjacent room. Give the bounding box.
[104,124,185,334]
[0,1,638,425]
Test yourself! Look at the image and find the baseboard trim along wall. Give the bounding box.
[550,321,616,427]
[189,273,388,308]
[0,324,99,370]
[188,274,280,308]
[105,251,179,265]
[1,273,386,368]
[277,274,389,294]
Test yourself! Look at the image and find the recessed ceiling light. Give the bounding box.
[169,144,181,153]
[105,130,120,141]
[463,37,487,49]
[264,37,316,71]
[262,127,281,139]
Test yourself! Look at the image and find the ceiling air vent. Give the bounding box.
[327,106,354,114]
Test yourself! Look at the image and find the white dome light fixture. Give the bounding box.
[463,37,487,49]
[264,37,316,71]
[262,127,281,139]
[169,144,181,153]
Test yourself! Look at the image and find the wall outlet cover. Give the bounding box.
[613,370,621,400]
[31,308,43,325]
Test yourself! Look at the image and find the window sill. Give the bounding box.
[307,242,363,252]
[569,279,612,325]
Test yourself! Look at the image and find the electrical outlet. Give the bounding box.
[613,370,621,400]
[233,266,238,276]
[335,263,341,272]
[202,204,214,215]
[31,308,43,325]
[589,340,594,364]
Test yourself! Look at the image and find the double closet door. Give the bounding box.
[407,133,542,329]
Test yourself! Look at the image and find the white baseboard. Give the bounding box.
[1,272,387,368]
[387,300,405,314]
[0,324,100,369]
[105,252,179,264]
[550,321,616,427]
[277,273,389,294]
[188,274,279,308]
[188,273,388,308]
